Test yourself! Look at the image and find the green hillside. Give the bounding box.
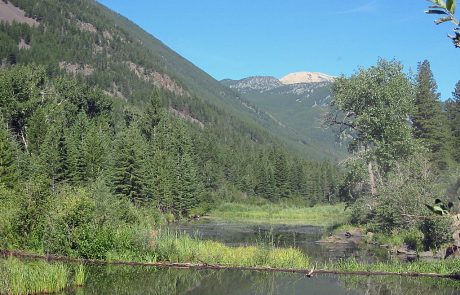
[222,77,346,159]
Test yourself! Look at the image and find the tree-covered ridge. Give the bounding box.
[0,65,340,217]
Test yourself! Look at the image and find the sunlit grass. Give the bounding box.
[327,257,460,275]
[209,203,350,226]
[0,258,86,295]
[151,230,310,269]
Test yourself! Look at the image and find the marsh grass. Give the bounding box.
[329,257,460,275]
[210,203,349,226]
[0,258,85,295]
[74,264,85,286]
[152,230,310,269]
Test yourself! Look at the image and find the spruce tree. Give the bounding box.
[112,126,146,204]
[412,60,452,170]
[142,90,163,142]
[447,81,460,162]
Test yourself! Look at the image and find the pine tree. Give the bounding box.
[112,126,146,204]
[0,124,19,188]
[412,60,453,170]
[447,81,460,162]
[273,149,290,199]
[41,122,71,187]
[142,90,163,142]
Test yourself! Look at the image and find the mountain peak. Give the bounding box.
[280,72,334,85]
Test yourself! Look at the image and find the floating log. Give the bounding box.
[1,249,459,280]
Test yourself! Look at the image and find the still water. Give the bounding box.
[170,218,385,263]
[68,266,460,295]
[66,219,459,295]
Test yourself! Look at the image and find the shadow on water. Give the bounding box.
[65,265,460,295]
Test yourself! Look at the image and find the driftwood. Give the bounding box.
[1,249,460,280]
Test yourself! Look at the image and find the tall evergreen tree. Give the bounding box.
[447,81,460,162]
[412,60,453,170]
[112,126,146,204]
[141,90,163,142]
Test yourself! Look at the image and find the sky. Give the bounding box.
[97,0,459,100]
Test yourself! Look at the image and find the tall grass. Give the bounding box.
[152,230,310,269]
[328,257,460,275]
[0,258,85,295]
[74,264,85,286]
[210,203,350,226]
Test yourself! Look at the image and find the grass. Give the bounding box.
[0,257,85,295]
[209,203,350,226]
[328,257,460,275]
[151,230,310,269]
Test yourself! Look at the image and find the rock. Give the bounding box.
[395,245,417,256]
[418,251,434,258]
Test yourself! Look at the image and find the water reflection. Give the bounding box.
[66,266,460,295]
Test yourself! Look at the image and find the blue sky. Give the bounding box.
[98,0,459,100]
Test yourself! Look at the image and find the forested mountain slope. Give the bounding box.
[222,76,346,159]
[0,0,341,210]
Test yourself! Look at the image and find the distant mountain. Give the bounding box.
[280,72,335,85]
[221,76,282,94]
[222,74,345,159]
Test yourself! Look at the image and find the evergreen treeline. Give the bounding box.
[0,65,339,219]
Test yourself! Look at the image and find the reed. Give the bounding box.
[0,257,85,295]
[152,230,310,269]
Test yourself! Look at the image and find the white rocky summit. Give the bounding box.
[280,72,334,85]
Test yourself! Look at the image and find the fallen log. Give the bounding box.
[1,249,459,280]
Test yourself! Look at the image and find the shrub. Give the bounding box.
[419,217,453,250]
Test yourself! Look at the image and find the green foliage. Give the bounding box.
[0,124,19,188]
[350,154,443,232]
[330,59,418,198]
[420,217,453,250]
[426,0,460,47]
[330,59,416,171]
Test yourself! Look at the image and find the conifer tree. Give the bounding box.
[112,126,146,204]
[142,90,163,142]
[412,60,453,170]
[41,122,71,187]
[447,81,460,162]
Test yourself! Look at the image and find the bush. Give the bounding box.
[420,217,453,250]
[350,154,444,233]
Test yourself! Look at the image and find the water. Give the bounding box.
[16,218,460,295]
[66,266,460,295]
[170,218,387,263]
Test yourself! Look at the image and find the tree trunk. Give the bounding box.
[368,161,377,195]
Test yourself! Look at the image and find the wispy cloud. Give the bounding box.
[333,1,378,15]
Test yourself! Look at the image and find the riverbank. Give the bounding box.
[208,203,350,226]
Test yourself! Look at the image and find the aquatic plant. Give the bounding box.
[0,257,85,295]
